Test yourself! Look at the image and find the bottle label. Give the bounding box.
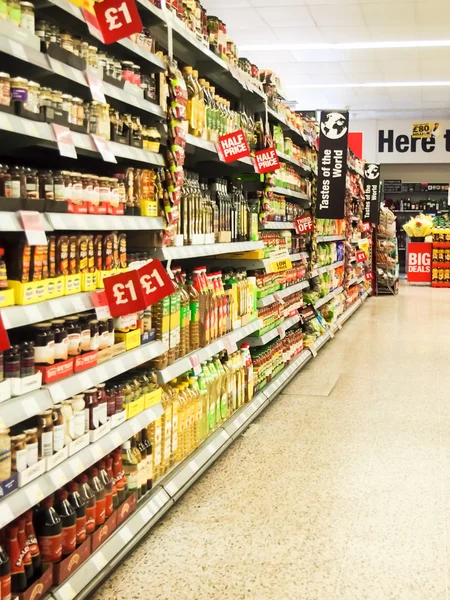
[172,414,178,452]
[105,492,113,517]
[76,516,87,544]
[91,404,104,429]
[26,534,39,557]
[138,459,147,487]
[95,498,106,525]
[70,411,85,439]
[15,447,28,472]
[208,401,215,431]
[40,430,53,457]
[53,424,65,452]
[61,524,77,555]
[68,332,81,356]
[146,451,153,482]
[190,300,199,323]
[85,505,96,533]
[1,573,11,600]
[126,470,139,491]
[26,442,38,467]
[38,533,62,563]
[180,305,190,328]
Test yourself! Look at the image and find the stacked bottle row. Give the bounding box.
[0,436,152,595]
[149,267,257,370]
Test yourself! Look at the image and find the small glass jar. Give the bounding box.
[91,174,100,206]
[0,428,11,482]
[39,170,54,200]
[10,433,27,472]
[61,171,72,201]
[89,319,100,351]
[37,409,53,458]
[40,86,52,108]
[19,1,34,32]
[132,64,141,87]
[87,45,98,69]
[10,76,28,102]
[7,0,20,26]
[52,404,65,452]
[70,394,85,438]
[70,172,83,206]
[122,60,134,82]
[80,41,89,60]
[24,80,40,114]
[0,72,10,107]
[60,32,74,54]
[71,97,84,127]
[34,322,55,366]
[23,427,38,467]
[25,167,39,200]
[99,177,110,204]
[61,93,73,120]
[72,36,81,57]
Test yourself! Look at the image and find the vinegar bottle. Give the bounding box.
[131,435,146,498]
[96,460,114,518]
[121,441,140,497]
[16,517,33,584]
[87,467,106,527]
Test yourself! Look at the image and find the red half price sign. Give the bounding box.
[217,130,250,163]
[254,147,280,174]
[356,251,367,262]
[294,214,314,235]
[94,0,143,45]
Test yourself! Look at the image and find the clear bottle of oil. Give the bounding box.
[197,365,209,442]
[147,417,162,482]
[160,384,173,475]
[188,376,201,450]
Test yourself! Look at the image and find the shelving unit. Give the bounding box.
[243,314,301,347]
[314,286,344,310]
[44,292,369,600]
[316,235,346,243]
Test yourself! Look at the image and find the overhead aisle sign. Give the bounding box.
[316,110,349,219]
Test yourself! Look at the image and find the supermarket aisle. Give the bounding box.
[94,286,450,600]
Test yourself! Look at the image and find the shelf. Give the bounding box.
[0,404,163,530]
[45,213,165,231]
[259,221,295,230]
[0,387,53,429]
[311,260,345,277]
[149,241,264,261]
[45,295,368,600]
[0,112,165,167]
[316,235,345,243]
[276,151,312,177]
[314,286,344,310]
[155,318,263,384]
[2,292,94,329]
[0,211,52,232]
[257,280,310,308]
[267,106,315,149]
[243,313,301,347]
[47,341,168,403]
[347,275,364,287]
[272,187,310,202]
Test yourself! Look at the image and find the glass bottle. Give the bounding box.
[131,435,146,498]
[96,460,113,518]
[65,481,86,546]
[6,525,27,593]
[0,543,11,600]
[24,509,41,578]
[33,496,62,564]
[16,517,33,584]
[75,474,96,534]
[121,440,139,497]
[54,489,76,557]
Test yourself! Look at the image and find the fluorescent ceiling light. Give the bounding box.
[240,40,450,51]
[287,81,450,89]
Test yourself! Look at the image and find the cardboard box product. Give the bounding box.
[16,563,53,600]
[116,492,137,526]
[114,329,141,351]
[91,511,117,552]
[52,537,91,585]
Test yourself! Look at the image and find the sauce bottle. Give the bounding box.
[96,460,113,518]
[105,456,118,510]
[33,496,62,564]
[185,277,199,352]
[0,543,11,600]
[54,489,76,556]
[121,441,139,497]
[65,482,86,546]
[24,509,41,578]
[131,436,145,498]
[16,517,33,583]
[76,474,96,534]
[112,448,126,505]
[5,525,27,593]
[87,467,106,526]
[140,428,153,491]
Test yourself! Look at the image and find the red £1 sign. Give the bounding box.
[356,251,367,262]
[254,147,280,174]
[217,130,250,163]
[138,260,175,307]
[294,214,314,235]
[103,270,146,317]
[365,271,373,281]
[94,0,143,45]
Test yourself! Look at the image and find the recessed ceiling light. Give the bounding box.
[286,81,450,89]
[240,40,450,51]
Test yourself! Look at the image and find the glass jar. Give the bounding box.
[71,97,84,127]
[60,32,74,54]
[91,175,100,206]
[72,36,81,57]
[97,103,110,140]
[87,45,98,69]
[23,427,38,467]
[99,177,110,204]
[11,433,27,472]
[52,404,65,452]
[122,61,134,82]
[70,395,85,439]
[19,1,33,32]
[61,94,73,121]
[24,80,40,114]
[7,0,20,26]
[37,409,53,458]
[10,76,28,102]
[132,64,141,87]
[61,171,72,201]
[25,168,39,200]
[39,170,54,201]
[40,87,52,108]
[0,428,11,482]
[80,41,89,60]
[0,72,10,106]
[53,171,65,201]
[71,172,83,206]
[33,322,55,366]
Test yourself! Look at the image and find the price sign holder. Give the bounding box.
[356,251,367,263]
[224,336,238,355]
[85,70,106,104]
[94,0,143,45]
[217,130,250,163]
[51,123,77,159]
[189,354,202,375]
[91,290,112,319]
[17,210,47,246]
[294,215,314,235]
[276,325,286,340]
[91,134,117,163]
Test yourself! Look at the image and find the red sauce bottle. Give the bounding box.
[34,496,62,564]
[106,456,118,510]
[66,481,86,546]
[0,543,11,600]
[16,517,33,583]
[54,489,76,556]
[96,460,113,518]
[6,524,27,592]
[76,474,96,535]
[87,467,105,526]
[112,448,126,505]
[24,509,41,579]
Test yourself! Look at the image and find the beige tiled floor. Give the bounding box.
[93,285,450,600]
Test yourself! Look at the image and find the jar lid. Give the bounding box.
[28,81,40,89]
[11,433,26,441]
[11,77,28,84]
[23,427,37,434]
[61,93,72,100]
[0,72,10,78]
[20,2,34,6]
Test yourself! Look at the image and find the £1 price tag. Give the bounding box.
[356,251,367,263]
[138,259,176,308]
[94,0,143,45]
[365,271,374,281]
[103,269,147,317]
[361,222,371,232]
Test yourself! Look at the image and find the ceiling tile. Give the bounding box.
[206,7,268,29]
[286,61,343,74]
[375,48,420,61]
[318,26,371,43]
[272,26,325,43]
[308,72,349,84]
[230,28,281,46]
[414,23,450,39]
[307,4,365,27]
[203,0,252,7]
[379,59,421,74]
[257,5,315,27]
[361,2,415,26]
[345,72,385,84]
[242,49,297,64]
[418,47,450,61]
[382,70,421,81]
[367,25,418,41]
[416,2,450,26]
[250,0,305,5]
[340,60,382,74]
[291,49,340,62]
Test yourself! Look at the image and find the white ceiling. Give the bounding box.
[202,0,450,119]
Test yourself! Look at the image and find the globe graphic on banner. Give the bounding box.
[321,113,348,140]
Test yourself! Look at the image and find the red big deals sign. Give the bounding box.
[254,147,280,174]
[94,0,143,44]
[294,214,314,235]
[217,130,250,163]
[103,260,175,317]
[407,242,432,284]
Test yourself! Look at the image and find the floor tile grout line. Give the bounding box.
[333,431,380,600]
[438,392,449,600]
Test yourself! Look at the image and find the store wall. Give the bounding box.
[380,164,450,183]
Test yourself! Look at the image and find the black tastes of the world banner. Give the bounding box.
[363,163,380,224]
[316,110,349,219]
